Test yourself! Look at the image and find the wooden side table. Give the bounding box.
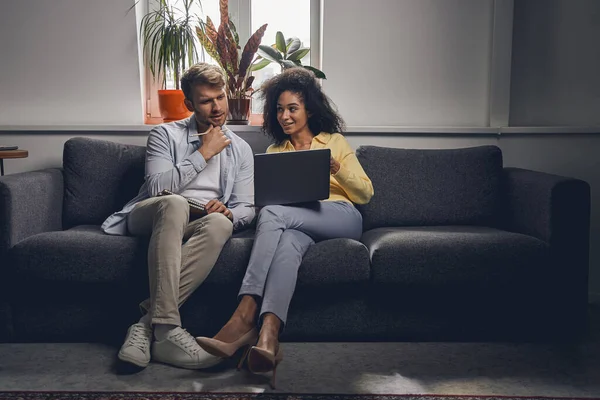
[0,150,28,176]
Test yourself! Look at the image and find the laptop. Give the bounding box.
[254,148,331,207]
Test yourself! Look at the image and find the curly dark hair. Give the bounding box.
[260,67,345,145]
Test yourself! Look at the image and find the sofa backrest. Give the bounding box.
[355,145,503,230]
[237,130,273,154]
[62,131,272,228]
[63,138,146,228]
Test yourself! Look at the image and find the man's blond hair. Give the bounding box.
[181,63,226,101]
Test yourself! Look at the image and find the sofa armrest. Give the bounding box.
[501,167,590,333]
[0,168,64,256]
[501,167,590,245]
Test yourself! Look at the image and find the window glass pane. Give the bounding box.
[251,0,311,113]
[164,0,221,89]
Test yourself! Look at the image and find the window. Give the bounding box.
[162,0,221,90]
[250,0,312,113]
[146,0,319,122]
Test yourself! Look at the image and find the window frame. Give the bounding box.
[143,0,322,124]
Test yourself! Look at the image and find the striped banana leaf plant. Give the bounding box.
[196,0,267,99]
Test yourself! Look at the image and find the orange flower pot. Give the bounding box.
[158,90,193,122]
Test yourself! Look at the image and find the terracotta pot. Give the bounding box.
[227,98,251,125]
[158,90,192,122]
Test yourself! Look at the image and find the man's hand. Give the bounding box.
[198,125,232,161]
[330,156,341,175]
[205,199,233,220]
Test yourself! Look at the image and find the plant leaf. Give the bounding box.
[275,31,286,55]
[245,75,255,90]
[258,44,282,62]
[228,71,237,95]
[196,26,221,67]
[228,19,239,46]
[280,60,297,69]
[225,26,238,75]
[249,58,271,71]
[217,24,232,75]
[238,23,268,80]
[303,65,327,79]
[219,0,229,26]
[287,48,310,62]
[286,38,301,54]
[204,16,218,43]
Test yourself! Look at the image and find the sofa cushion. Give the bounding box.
[361,226,548,287]
[355,145,503,230]
[63,137,146,228]
[10,225,147,284]
[300,238,370,285]
[206,238,370,286]
[10,226,370,288]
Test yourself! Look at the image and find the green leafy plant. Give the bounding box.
[137,0,203,89]
[253,31,326,79]
[195,0,267,99]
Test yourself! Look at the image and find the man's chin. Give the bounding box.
[209,115,226,126]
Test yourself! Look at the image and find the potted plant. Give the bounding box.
[254,31,326,79]
[138,0,203,122]
[195,0,267,125]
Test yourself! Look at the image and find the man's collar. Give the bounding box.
[186,115,199,143]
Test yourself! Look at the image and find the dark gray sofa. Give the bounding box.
[0,134,591,344]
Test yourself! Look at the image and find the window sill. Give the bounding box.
[144,114,264,126]
[1,125,598,135]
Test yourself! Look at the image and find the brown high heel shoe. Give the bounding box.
[247,345,284,389]
[196,328,258,369]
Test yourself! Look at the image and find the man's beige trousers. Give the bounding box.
[127,195,233,326]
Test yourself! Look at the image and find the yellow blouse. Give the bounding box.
[266,132,374,204]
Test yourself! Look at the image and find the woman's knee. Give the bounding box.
[257,205,286,226]
[280,229,313,254]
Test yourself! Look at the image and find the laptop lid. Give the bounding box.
[254,148,331,207]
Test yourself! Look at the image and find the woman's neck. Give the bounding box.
[290,130,314,150]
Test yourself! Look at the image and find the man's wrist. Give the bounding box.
[198,147,213,161]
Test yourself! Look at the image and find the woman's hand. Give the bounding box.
[330,156,341,175]
[205,199,233,220]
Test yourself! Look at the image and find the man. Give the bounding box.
[102,63,255,369]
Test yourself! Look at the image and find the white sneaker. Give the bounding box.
[118,322,153,368]
[152,326,223,369]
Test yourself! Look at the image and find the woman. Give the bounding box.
[196,67,373,387]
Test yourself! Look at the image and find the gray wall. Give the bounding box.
[0,0,143,125]
[321,0,494,127]
[510,0,600,126]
